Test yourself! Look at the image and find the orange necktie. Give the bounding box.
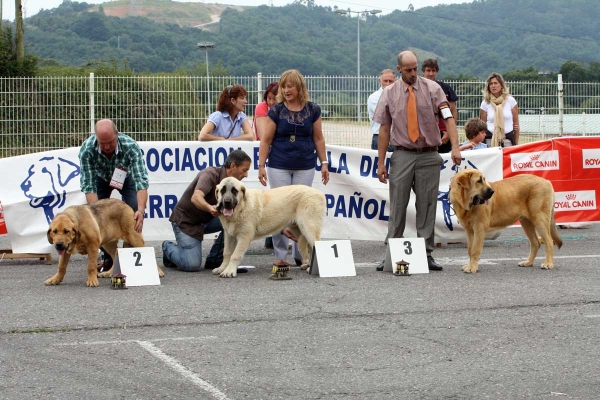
[407,86,419,142]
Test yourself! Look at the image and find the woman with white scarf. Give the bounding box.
[480,72,520,147]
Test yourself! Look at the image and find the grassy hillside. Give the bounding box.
[94,0,245,28]
[21,0,600,78]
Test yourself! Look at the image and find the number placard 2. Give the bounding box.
[116,247,161,286]
[384,238,429,274]
[309,240,356,278]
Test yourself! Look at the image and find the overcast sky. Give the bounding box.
[4,0,469,20]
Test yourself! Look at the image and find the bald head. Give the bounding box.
[95,119,119,156]
[398,51,417,67]
[397,51,419,85]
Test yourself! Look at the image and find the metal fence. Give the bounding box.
[1,74,599,157]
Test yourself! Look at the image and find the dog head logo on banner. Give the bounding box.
[437,158,480,231]
[20,156,81,223]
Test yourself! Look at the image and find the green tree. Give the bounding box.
[0,27,37,76]
[560,61,588,81]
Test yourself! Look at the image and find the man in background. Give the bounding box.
[367,69,396,152]
[422,59,458,154]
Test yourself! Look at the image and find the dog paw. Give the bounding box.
[212,266,225,275]
[219,269,237,278]
[157,267,165,277]
[86,278,100,287]
[44,276,63,286]
[97,271,112,278]
[461,265,477,274]
[518,261,533,267]
[299,263,310,271]
[541,263,554,270]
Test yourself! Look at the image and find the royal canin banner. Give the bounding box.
[503,137,600,223]
[0,201,7,236]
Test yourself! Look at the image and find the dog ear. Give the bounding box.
[47,228,53,244]
[72,227,80,244]
[456,172,471,188]
[215,183,221,200]
[241,184,246,199]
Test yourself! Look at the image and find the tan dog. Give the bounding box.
[449,170,562,273]
[213,177,326,278]
[46,198,163,286]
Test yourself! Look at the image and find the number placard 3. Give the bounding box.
[384,238,429,274]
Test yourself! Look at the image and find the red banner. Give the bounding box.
[503,137,600,223]
[0,201,7,235]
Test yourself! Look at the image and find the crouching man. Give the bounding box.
[162,150,251,272]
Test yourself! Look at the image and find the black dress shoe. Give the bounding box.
[97,253,113,272]
[427,256,443,271]
[376,261,385,271]
[162,252,177,269]
[265,236,274,249]
[204,258,223,270]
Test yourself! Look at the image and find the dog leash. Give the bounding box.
[447,163,460,214]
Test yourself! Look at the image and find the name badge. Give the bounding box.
[110,167,127,190]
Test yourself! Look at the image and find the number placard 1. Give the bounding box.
[116,247,161,286]
[309,240,356,277]
[384,238,429,274]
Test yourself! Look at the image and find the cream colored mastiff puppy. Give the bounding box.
[213,177,326,278]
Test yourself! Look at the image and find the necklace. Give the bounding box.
[284,101,303,112]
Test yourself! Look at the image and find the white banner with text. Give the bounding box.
[0,142,503,254]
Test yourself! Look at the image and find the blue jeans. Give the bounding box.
[96,175,138,261]
[96,175,138,210]
[266,167,315,260]
[371,135,395,153]
[162,218,224,272]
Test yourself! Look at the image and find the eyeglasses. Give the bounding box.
[227,85,233,97]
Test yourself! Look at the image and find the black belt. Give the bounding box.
[274,135,312,142]
[395,145,438,153]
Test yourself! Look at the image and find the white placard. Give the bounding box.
[309,240,356,278]
[383,238,429,274]
[109,167,127,189]
[115,247,161,287]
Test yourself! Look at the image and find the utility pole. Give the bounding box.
[15,0,24,64]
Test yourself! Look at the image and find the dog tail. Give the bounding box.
[550,211,563,249]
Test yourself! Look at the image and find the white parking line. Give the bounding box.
[137,340,231,400]
[355,254,600,268]
[57,336,216,346]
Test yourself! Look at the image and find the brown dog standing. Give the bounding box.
[449,169,562,273]
[46,198,161,286]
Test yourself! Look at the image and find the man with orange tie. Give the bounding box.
[372,50,462,271]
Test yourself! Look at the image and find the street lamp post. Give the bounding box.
[197,42,215,107]
[335,9,382,122]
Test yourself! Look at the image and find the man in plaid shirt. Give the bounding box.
[79,119,149,270]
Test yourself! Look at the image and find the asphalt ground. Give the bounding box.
[1,223,599,400]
